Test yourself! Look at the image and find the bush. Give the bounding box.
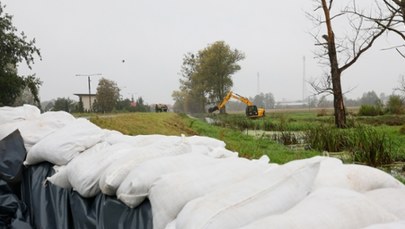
[385,95,404,115]
[317,109,328,117]
[358,104,383,116]
[400,125,405,135]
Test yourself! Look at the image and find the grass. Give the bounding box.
[89,113,197,136]
[88,112,319,164]
[189,117,319,163]
[86,110,405,166]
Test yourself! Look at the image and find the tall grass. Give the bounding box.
[305,125,349,152]
[189,117,319,163]
[350,126,393,167]
[305,125,394,167]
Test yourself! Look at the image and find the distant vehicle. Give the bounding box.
[208,91,265,119]
[155,104,168,112]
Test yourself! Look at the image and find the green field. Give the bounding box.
[88,110,405,167]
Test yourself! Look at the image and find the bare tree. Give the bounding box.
[309,0,394,128]
[349,1,405,57]
[376,0,405,57]
[394,75,405,93]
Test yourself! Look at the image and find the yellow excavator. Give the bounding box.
[208,91,265,118]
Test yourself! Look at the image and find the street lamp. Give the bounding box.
[75,73,102,111]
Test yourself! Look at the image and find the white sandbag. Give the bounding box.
[25,118,104,165]
[185,135,226,148]
[205,147,238,158]
[67,142,139,197]
[165,220,177,229]
[313,163,404,192]
[104,132,183,148]
[0,104,41,124]
[116,153,221,208]
[240,188,398,229]
[362,220,405,229]
[149,157,271,229]
[99,137,192,196]
[46,165,71,189]
[0,111,75,151]
[185,135,236,157]
[175,160,320,229]
[365,188,405,220]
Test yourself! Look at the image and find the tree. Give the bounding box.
[386,94,404,114]
[178,53,206,113]
[378,0,405,58]
[53,97,77,112]
[395,75,405,94]
[172,90,187,113]
[251,92,275,109]
[132,97,150,112]
[0,4,42,107]
[309,0,394,127]
[198,41,245,112]
[173,41,245,114]
[360,91,381,105]
[13,86,36,106]
[94,78,120,113]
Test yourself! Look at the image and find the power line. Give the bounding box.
[75,73,102,111]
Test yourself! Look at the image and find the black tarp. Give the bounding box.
[0,130,153,229]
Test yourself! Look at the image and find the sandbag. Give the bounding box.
[25,118,105,166]
[185,135,238,157]
[116,153,220,208]
[365,188,405,220]
[175,160,320,229]
[46,165,71,189]
[313,163,404,192]
[362,220,405,229]
[240,188,398,229]
[104,132,183,148]
[67,142,138,197]
[0,111,75,151]
[99,137,192,196]
[185,135,226,148]
[148,157,271,229]
[0,104,40,124]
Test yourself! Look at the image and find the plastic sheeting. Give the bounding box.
[0,128,153,229]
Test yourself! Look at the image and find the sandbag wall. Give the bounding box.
[2,105,405,229]
[0,125,153,229]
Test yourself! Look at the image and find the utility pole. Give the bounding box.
[75,73,101,111]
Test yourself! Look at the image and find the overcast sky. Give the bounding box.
[3,0,404,104]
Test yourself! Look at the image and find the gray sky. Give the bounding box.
[3,0,405,105]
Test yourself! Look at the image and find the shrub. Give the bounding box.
[385,95,404,115]
[358,104,383,116]
[400,125,405,135]
[317,109,328,117]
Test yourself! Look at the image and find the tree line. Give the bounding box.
[43,78,151,113]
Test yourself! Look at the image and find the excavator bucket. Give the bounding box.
[208,106,219,113]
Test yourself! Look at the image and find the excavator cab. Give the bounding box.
[208,106,219,113]
[246,105,259,117]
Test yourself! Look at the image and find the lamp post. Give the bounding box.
[75,73,101,111]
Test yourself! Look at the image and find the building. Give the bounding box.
[74,93,96,112]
